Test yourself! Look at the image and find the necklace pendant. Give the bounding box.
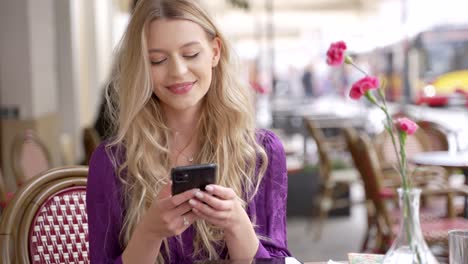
[188,157,194,163]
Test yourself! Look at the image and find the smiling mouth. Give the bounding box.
[166,81,197,94]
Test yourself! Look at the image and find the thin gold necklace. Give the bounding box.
[173,131,195,163]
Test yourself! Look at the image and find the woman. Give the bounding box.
[86,0,291,263]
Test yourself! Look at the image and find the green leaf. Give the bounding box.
[344,55,354,64]
[364,91,379,106]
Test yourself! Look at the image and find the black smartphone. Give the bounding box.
[171,163,217,195]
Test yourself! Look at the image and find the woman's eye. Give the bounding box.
[151,58,166,65]
[184,53,199,59]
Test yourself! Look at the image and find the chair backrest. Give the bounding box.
[11,129,52,186]
[416,120,450,151]
[342,127,361,173]
[344,129,393,234]
[375,127,430,168]
[304,118,331,182]
[0,166,88,264]
[83,127,101,165]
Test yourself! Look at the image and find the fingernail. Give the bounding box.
[205,185,214,192]
[189,199,197,206]
[195,191,203,199]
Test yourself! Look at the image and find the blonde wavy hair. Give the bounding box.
[105,0,268,262]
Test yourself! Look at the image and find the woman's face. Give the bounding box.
[147,19,221,113]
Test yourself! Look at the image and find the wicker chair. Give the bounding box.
[416,120,450,152]
[346,129,468,255]
[375,126,430,173]
[0,166,89,263]
[374,122,452,211]
[11,129,52,186]
[304,119,358,240]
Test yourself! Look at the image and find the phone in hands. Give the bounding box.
[171,163,217,195]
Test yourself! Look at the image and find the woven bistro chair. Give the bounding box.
[304,119,358,240]
[11,129,52,186]
[0,166,89,264]
[348,130,468,255]
[374,122,453,210]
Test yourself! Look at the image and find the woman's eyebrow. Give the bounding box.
[148,41,201,53]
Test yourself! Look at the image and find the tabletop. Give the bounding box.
[410,150,468,169]
[410,150,468,217]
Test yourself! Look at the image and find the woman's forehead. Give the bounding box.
[147,19,209,50]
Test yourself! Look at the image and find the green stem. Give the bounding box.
[349,61,368,76]
[399,133,410,190]
[382,108,421,263]
[344,55,422,263]
[381,108,405,181]
[402,191,422,264]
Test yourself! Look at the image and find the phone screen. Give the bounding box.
[171,163,217,195]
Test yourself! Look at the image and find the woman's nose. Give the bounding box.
[168,57,188,77]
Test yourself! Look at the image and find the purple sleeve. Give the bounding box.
[86,143,124,264]
[251,130,291,258]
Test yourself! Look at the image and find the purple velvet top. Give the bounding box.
[86,129,291,263]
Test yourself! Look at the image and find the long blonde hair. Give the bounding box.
[106,0,268,262]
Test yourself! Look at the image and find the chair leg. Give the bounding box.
[446,192,455,218]
[360,227,370,252]
[313,186,334,241]
[361,201,377,252]
[361,215,375,252]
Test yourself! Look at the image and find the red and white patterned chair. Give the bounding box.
[0,166,88,263]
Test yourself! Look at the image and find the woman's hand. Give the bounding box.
[189,184,259,259]
[123,183,199,264]
[140,183,199,239]
[188,185,250,234]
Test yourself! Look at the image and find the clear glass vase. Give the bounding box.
[383,188,439,264]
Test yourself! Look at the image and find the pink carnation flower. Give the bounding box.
[326,41,347,66]
[349,76,380,100]
[395,117,418,135]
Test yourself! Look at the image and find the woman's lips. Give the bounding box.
[166,81,196,95]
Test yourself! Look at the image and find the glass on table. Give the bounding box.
[449,229,468,264]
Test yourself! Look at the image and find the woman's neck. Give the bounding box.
[164,105,202,166]
[164,106,201,134]
[167,114,200,137]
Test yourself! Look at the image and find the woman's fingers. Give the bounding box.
[204,185,237,200]
[160,188,198,209]
[189,198,229,220]
[169,201,193,218]
[156,181,172,199]
[191,207,223,226]
[179,212,197,228]
[194,191,230,211]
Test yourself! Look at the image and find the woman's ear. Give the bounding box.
[211,37,222,67]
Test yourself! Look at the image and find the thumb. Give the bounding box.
[157,181,172,200]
